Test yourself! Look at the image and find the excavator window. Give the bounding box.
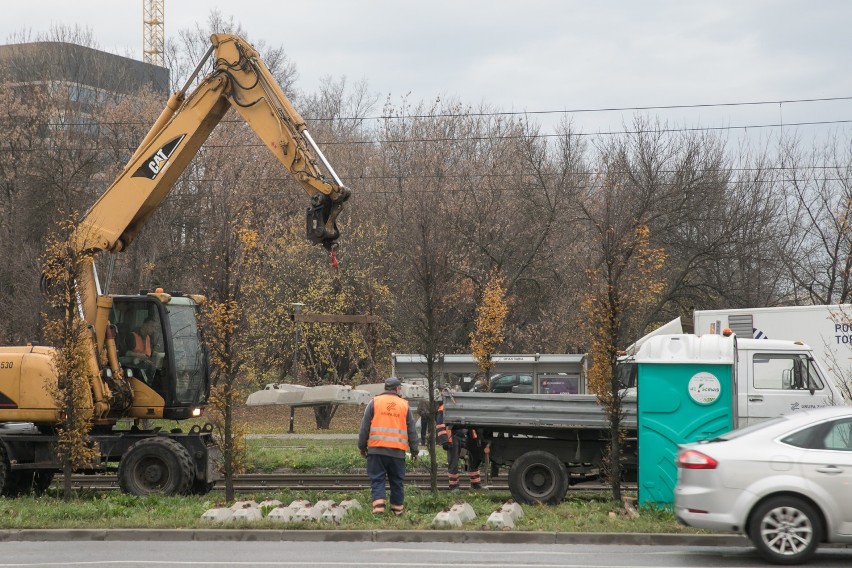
[110,299,168,393]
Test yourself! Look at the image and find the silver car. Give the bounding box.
[675,406,852,565]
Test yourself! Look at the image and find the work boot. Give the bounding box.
[372,499,386,515]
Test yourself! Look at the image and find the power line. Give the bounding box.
[318,95,852,122]
[56,169,852,189]
[5,118,852,154]
[26,95,852,128]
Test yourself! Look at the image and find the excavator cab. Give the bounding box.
[110,292,209,420]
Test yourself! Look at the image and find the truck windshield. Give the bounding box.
[167,304,207,405]
[615,361,637,390]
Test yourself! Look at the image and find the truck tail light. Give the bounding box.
[677,450,718,469]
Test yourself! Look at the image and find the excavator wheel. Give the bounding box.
[118,437,194,496]
[10,471,54,496]
[189,478,215,495]
[0,445,13,497]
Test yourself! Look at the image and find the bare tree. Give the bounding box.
[780,135,852,305]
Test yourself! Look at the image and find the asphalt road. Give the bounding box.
[1,539,852,567]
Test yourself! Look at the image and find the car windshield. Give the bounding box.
[708,416,789,442]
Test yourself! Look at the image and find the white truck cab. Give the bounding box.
[736,338,844,425]
[619,329,846,427]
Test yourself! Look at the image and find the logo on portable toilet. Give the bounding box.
[688,372,722,405]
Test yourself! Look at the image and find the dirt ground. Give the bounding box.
[234,403,364,434]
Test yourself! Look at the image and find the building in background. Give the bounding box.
[0,41,169,109]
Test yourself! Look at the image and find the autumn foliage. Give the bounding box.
[40,215,100,501]
[470,270,509,379]
[582,223,666,500]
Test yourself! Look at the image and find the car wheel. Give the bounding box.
[748,495,821,565]
[508,450,568,505]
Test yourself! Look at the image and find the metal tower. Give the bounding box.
[142,0,165,67]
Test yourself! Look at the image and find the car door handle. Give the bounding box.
[748,396,763,402]
[816,465,843,475]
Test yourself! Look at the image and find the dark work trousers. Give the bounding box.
[446,436,462,489]
[420,417,428,445]
[446,432,483,489]
[367,453,406,505]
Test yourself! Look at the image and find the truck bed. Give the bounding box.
[442,392,636,430]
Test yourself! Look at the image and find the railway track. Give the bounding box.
[66,473,625,493]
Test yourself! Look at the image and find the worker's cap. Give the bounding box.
[384,377,401,389]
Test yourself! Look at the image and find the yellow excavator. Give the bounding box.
[0,34,350,496]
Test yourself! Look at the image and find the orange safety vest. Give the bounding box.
[131,331,151,357]
[436,403,451,445]
[367,393,410,452]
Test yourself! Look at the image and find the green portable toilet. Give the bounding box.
[634,333,737,507]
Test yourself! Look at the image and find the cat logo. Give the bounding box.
[132,134,187,180]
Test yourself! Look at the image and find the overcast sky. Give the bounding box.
[3,1,852,142]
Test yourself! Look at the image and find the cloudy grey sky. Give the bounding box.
[4,1,852,141]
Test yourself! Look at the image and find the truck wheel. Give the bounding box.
[508,450,569,505]
[118,437,194,496]
[747,495,821,565]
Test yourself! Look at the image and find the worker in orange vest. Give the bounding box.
[358,377,419,515]
[437,389,483,490]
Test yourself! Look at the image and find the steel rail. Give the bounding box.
[63,473,627,493]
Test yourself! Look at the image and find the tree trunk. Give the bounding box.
[313,404,338,429]
[224,392,234,502]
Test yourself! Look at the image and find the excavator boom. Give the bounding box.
[77,33,349,257]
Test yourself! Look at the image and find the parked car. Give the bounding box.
[489,373,533,393]
[674,406,852,565]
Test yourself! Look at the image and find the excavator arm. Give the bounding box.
[66,34,350,420]
[77,33,349,258]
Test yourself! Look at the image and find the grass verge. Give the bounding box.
[0,487,698,533]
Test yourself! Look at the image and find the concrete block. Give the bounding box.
[357,383,428,401]
[230,506,263,523]
[200,507,233,523]
[320,505,347,523]
[313,499,336,513]
[431,509,463,528]
[299,385,357,404]
[246,383,307,406]
[355,384,386,397]
[229,500,259,511]
[259,499,282,513]
[400,383,428,400]
[500,501,524,520]
[287,499,311,510]
[292,506,322,522]
[449,502,476,522]
[339,499,362,511]
[486,511,515,529]
[267,506,297,523]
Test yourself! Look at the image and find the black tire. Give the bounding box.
[31,471,55,495]
[118,437,194,496]
[508,450,569,505]
[0,445,14,497]
[189,478,215,495]
[748,495,822,565]
[9,471,54,496]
